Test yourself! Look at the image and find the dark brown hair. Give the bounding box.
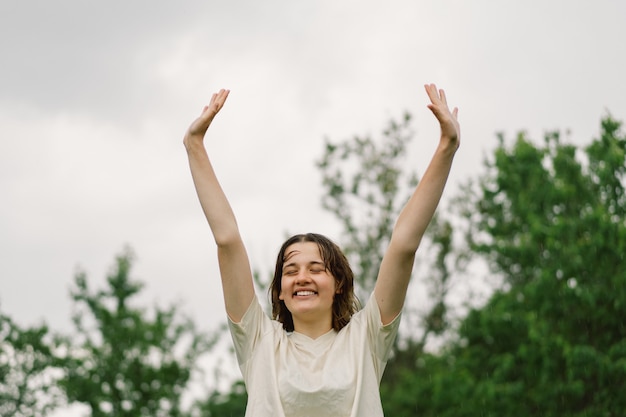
[270,233,359,332]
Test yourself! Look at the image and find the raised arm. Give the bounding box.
[183,89,255,322]
[374,84,460,324]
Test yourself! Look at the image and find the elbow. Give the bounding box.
[213,229,243,249]
[389,230,422,257]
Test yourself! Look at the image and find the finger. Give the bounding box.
[216,89,230,108]
[220,89,230,104]
[439,89,447,105]
[453,107,459,118]
[424,83,438,103]
[209,93,218,107]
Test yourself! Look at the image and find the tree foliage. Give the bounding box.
[317,112,417,293]
[56,247,219,417]
[0,312,63,417]
[192,380,248,417]
[454,115,626,416]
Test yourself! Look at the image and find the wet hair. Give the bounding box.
[270,233,359,332]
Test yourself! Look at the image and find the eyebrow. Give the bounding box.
[283,249,300,262]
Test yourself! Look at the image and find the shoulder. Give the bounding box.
[343,292,401,338]
[227,295,286,364]
[227,295,284,342]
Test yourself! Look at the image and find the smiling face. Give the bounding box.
[278,241,338,329]
[270,233,358,333]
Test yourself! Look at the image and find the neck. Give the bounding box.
[292,315,333,339]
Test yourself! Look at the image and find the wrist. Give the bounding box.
[183,132,206,151]
[437,136,459,156]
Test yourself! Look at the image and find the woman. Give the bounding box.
[183,84,460,416]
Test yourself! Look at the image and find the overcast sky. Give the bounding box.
[1,0,625,394]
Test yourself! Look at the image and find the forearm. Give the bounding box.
[184,134,241,246]
[375,140,456,323]
[391,140,457,252]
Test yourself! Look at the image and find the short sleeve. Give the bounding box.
[227,295,273,368]
[363,292,401,366]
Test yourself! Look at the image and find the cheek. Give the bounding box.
[278,278,288,300]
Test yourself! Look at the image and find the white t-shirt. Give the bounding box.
[227,293,401,417]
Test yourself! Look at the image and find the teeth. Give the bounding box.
[295,291,316,296]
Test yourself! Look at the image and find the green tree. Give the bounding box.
[0,311,63,417]
[317,112,417,294]
[456,116,626,416]
[56,247,219,417]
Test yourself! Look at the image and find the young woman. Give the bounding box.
[183,84,460,416]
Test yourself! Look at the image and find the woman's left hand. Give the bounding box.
[424,83,460,151]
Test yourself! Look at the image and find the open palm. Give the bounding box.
[425,84,460,149]
[187,89,230,137]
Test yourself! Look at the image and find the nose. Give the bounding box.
[295,268,311,283]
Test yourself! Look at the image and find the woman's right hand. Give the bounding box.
[186,89,230,140]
